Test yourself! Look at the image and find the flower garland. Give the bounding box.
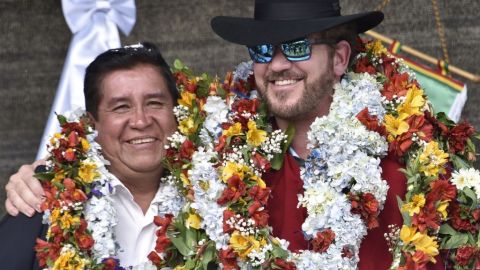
[34,109,182,270]
[350,39,480,269]
[153,38,480,270]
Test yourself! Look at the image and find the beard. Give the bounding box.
[258,63,335,121]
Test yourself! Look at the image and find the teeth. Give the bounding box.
[274,79,298,86]
[129,138,155,144]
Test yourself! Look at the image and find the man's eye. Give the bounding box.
[148,100,165,108]
[113,104,129,112]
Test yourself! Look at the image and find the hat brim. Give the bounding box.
[211,11,383,46]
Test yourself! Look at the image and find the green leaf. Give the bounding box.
[271,243,289,258]
[271,124,295,170]
[56,113,67,125]
[442,233,469,249]
[184,259,196,269]
[202,242,216,270]
[438,223,457,235]
[34,172,55,181]
[396,196,411,225]
[174,59,185,70]
[462,187,478,206]
[450,154,470,170]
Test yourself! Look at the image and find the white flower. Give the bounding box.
[451,168,480,197]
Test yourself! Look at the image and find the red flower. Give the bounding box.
[273,258,297,270]
[426,180,457,202]
[154,234,172,253]
[381,56,398,79]
[68,131,79,147]
[179,139,196,160]
[174,71,188,86]
[75,232,94,250]
[102,258,122,270]
[455,245,477,266]
[248,186,270,205]
[252,152,271,171]
[153,214,174,235]
[349,193,380,229]
[389,114,434,158]
[64,148,76,162]
[354,57,376,74]
[232,98,259,115]
[35,238,60,268]
[449,202,477,233]
[215,135,227,152]
[147,251,163,265]
[356,108,386,136]
[219,247,239,270]
[411,203,440,233]
[222,209,236,233]
[252,210,269,228]
[402,250,430,270]
[382,72,410,100]
[217,175,247,205]
[311,229,336,253]
[448,122,475,153]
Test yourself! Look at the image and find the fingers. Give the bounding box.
[5,163,44,217]
[5,198,19,216]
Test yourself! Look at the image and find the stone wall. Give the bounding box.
[0,0,478,216]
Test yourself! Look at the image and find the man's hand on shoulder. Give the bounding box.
[5,159,46,217]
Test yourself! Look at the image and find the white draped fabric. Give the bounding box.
[36,0,136,159]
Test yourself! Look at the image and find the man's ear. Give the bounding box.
[332,40,351,78]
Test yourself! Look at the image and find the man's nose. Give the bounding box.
[269,47,292,72]
[129,107,152,129]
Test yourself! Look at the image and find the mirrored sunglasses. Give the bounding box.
[247,38,337,63]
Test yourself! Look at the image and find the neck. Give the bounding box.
[110,168,163,214]
[275,96,332,160]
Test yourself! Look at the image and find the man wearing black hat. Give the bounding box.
[211,0,444,269]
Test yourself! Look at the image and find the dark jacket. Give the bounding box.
[0,213,47,270]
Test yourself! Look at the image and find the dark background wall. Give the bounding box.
[0,0,478,216]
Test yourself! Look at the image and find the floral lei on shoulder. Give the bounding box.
[34,38,480,270]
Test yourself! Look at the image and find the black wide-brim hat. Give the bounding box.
[211,0,384,46]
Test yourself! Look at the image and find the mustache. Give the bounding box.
[265,70,305,81]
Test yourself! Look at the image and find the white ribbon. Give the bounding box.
[36,0,136,159]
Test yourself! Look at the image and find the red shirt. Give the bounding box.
[263,152,444,269]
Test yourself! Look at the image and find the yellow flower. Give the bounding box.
[50,132,63,146]
[180,172,190,186]
[80,137,90,151]
[399,225,439,260]
[50,208,61,224]
[222,162,249,182]
[179,117,196,136]
[53,170,66,183]
[250,175,266,188]
[401,194,426,216]
[229,231,262,259]
[246,120,267,147]
[174,266,186,270]
[52,250,85,270]
[397,85,425,119]
[419,141,449,177]
[384,114,409,141]
[178,91,196,108]
[186,212,202,229]
[223,122,243,137]
[437,200,449,220]
[366,40,388,56]
[59,212,81,230]
[78,162,98,183]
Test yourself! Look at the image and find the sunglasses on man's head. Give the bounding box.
[247,38,337,63]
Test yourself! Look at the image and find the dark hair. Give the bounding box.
[84,42,179,119]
